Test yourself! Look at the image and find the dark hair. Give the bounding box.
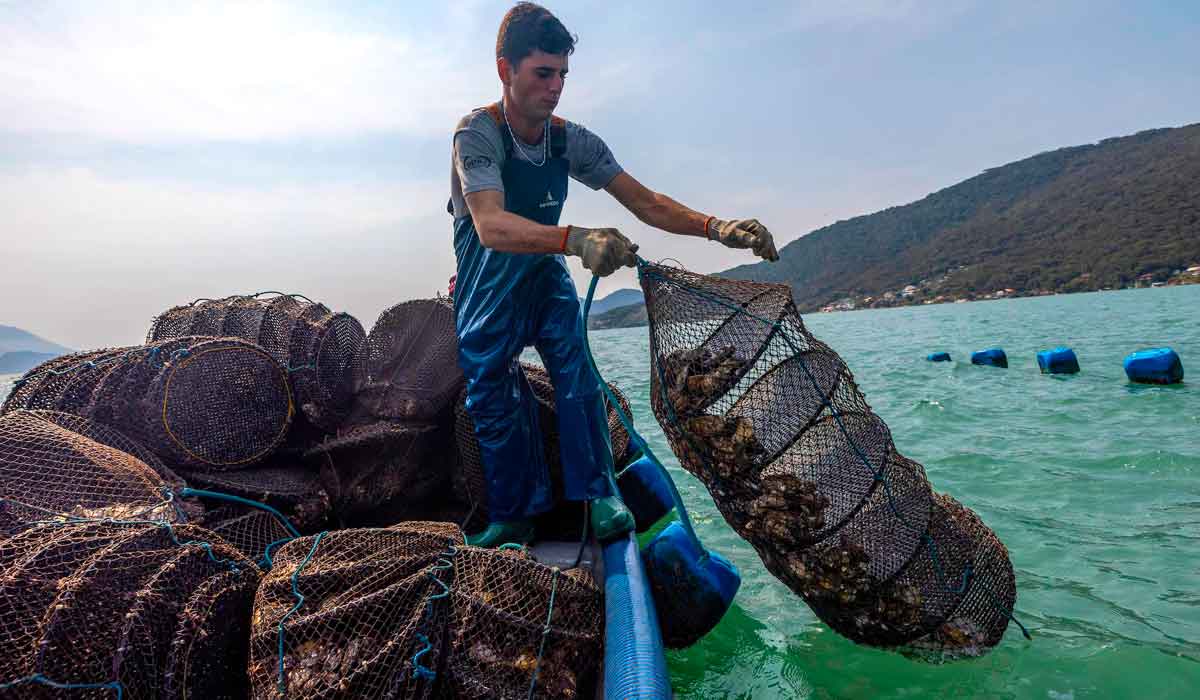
[496,2,576,67]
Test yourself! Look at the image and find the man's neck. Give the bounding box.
[501,95,546,145]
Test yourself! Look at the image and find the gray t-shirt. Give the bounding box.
[449,108,623,219]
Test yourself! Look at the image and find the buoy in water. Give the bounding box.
[617,452,674,533]
[971,347,1008,368]
[1123,348,1183,385]
[1037,347,1080,374]
[641,521,740,649]
[926,352,951,362]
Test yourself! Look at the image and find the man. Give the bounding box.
[450,2,779,548]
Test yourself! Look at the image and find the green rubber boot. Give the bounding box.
[464,519,535,548]
[590,495,635,543]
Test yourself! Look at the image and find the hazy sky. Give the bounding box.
[2,0,1198,349]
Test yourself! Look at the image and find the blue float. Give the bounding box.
[617,452,674,533]
[971,347,1008,368]
[1037,347,1080,374]
[927,352,952,362]
[1124,348,1184,385]
[641,521,741,649]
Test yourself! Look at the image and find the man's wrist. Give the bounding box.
[559,225,571,253]
[702,215,716,240]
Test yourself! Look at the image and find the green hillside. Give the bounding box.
[723,124,1200,310]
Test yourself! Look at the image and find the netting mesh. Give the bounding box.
[196,505,299,566]
[249,522,601,700]
[147,294,366,432]
[638,262,1017,656]
[451,364,634,531]
[3,338,295,469]
[179,458,331,529]
[304,423,441,526]
[0,520,260,699]
[348,298,464,425]
[0,410,190,533]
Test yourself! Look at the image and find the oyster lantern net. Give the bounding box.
[349,298,464,425]
[637,262,1017,656]
[146,293,365,432]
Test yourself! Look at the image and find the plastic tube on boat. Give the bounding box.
[602,531,671,699]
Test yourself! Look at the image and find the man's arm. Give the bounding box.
[465,189,569,254]
[604,172,709,238]
[605,171,780,261]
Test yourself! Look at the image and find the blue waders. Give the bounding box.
[452,108,614,525]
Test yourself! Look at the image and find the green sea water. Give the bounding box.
[1,286,1196,698]
[589,285,1199,699]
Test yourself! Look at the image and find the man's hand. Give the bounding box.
[709,218,779,262]
[564,226,639,277]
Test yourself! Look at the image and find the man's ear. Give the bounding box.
[497,57,512,86]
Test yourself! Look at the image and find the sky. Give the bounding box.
[2,0,1198,349]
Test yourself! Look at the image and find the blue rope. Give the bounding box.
[526,567,562,699]
[580,275,706,553]
[411,546,458,680]
[0,674,122,698]
[260,537,297,570]
[277,531,328,695]
[177,488,300,538]
[635,260,1031,640]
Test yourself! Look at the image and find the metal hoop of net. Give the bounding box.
[147,293,365,432]
[450,363,634,531]
[637,261,1019,657]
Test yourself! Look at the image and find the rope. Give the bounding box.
[0,674,122,698]
[277,531,327,696]
[580,275,706,553]
[527,566,561,700]
[177,488,301,538]
[634,259,1031,641]
[411,545,458,680]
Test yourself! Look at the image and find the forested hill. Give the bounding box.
[723,124,1200,310]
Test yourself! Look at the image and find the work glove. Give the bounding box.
[708,218,780,262]
[564,226,639,277]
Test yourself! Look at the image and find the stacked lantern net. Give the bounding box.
[196,505,298,566]
[302,298,464,526]
[249,521,602,700]
[0,520,261,699]
[0,409,189,532]
[147,293,366,433]
[2,337,294,470]
[637,262,1016,656]
[451,363,635,531]
[179,458,331,530]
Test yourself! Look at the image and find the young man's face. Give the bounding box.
[502,49,568,121]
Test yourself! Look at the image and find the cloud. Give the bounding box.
[0,1,496,142]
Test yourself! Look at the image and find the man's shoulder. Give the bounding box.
[455,105,503,133]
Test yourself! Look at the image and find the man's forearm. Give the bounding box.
[630,190,710,238]
[474,209,569,254]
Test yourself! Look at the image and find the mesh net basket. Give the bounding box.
[450,364,633,531]
[0,520,260,699]
[348,298,464,425]
[178,457,331,529]
[304,423,441,526]
[249,522,601,700]
[147,294,365,432]
[637,262,1016,656]
[248,522,464,699]
[195,505,299,566]
[0,409,189,533]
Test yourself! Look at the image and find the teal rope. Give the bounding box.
[0,674,122,698]
[278,531,328,695]
[177,488,300,538]
[260,537,296,570]
[581,275,705,553]
[635,260,1031,640]
[411,546,458,680]
[526,566,561,699]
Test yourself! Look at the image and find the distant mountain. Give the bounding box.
[0,351,60,374]
[723,123,1200,310]
[583,288,644,315]
[0,325,71,356]
[587,302,648,330]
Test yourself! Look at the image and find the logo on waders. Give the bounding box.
[538,190,559,208]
